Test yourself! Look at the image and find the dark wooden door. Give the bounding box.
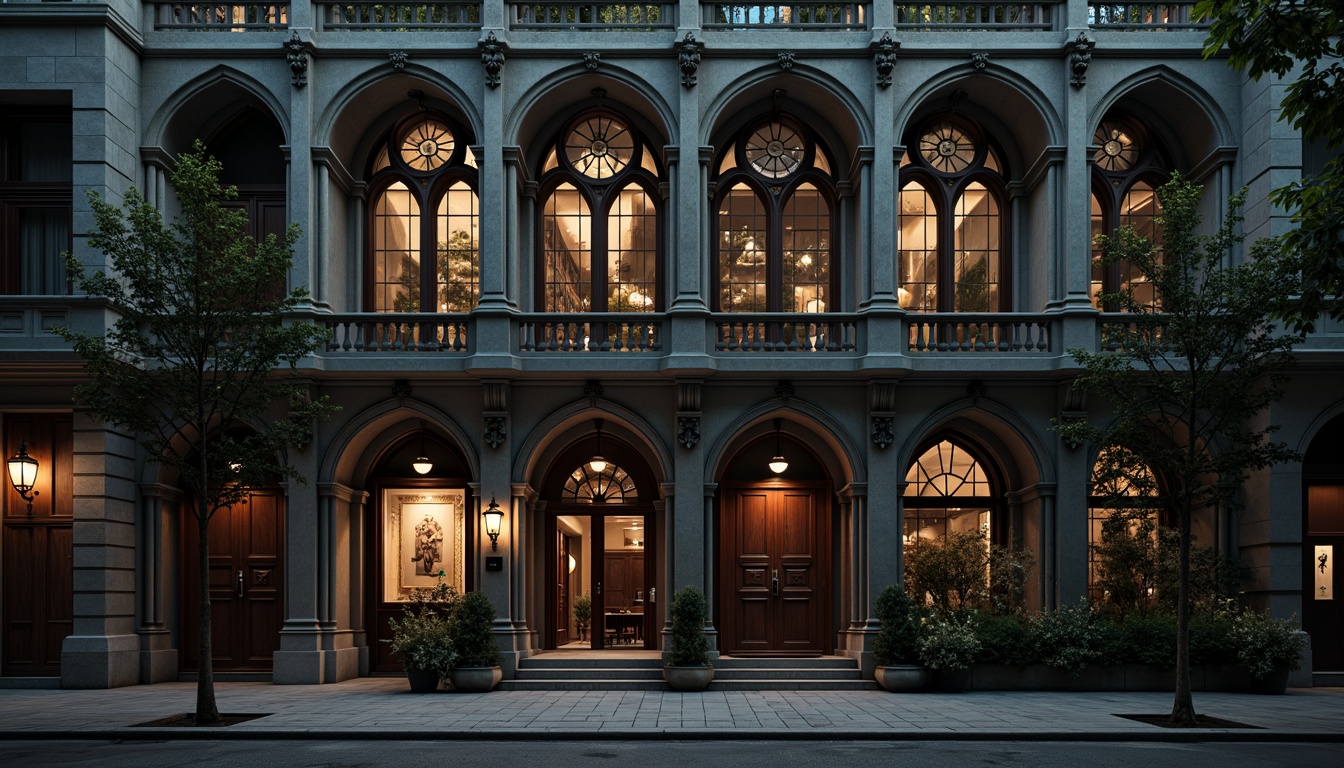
[2,413,73,676]
[720,485,830,656]
[1305,483,1344,670]
[182,490,284,671]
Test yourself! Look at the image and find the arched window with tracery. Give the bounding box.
[713,116,838,313]
[1088,447,1162,604]
[1090,115,1170,311]
[563,463,638,503]
[902,438,1000,546]
[537,103,663,313]
[899,116,1009,312]
[366,113,479,312]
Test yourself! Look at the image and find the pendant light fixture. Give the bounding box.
[412,420,433,475]
[769,418,789,474]
[589,418,607,473]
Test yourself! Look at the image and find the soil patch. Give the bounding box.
[131,713,270,728]
[1117,713,1260,729]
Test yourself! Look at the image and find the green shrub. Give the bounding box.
[1031,600,1102,676]
[451,590,500,667]
[971,611,1033,666]
[1114,613,1176,667]
[667,585,711,666]
[918,614,981,671]
[384,577,460,675]
[905,530,1035,615]
[1228,606,1306,680]
[873,584,922,666]
[1189,611,1237,666]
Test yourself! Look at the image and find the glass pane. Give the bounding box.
[17,208,70,295]
[556,515,591,648]
[718,143,738,175]
[1121,181,1161,310]
[782,183,829,312]
[607,185,657,311]
[919,122,975,174]
[952,182,999,312]
[543,184,591,312]
[745,122,805,179]
[399,118,455,172]
[1091,193,1105,308]
[16,121,71,182]
[566,114,634,180]
[899,183,937,311]
[718,183,767,312]
[373,182,420,312]
[904,508,991,546]
[1094,120,1138,172]
[904,440,990,497]
[435,182,478,312]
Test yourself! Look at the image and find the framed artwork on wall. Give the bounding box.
[382,489,466,601]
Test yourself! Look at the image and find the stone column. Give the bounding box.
[136,483,179,683]
[273,419,325,684]
[315,483,363,682]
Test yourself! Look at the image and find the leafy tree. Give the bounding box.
[56,143,332,725]
[1196,0,1344,328]
[1055,173,1302,725]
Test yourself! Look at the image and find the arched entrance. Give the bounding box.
[539,420,658,651]
[717,420,833,656]
[1304,414,1344,672]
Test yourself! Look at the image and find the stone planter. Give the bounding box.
[933,667,971,693]
[448,665,502,693]
[875,664,929,692]
[663,665,715,691]
[1249,669,1290,695]
[405,667,441,693]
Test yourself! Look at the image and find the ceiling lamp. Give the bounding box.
[769,418,789,474]
[589,418,607,473]
[412,420,433,475]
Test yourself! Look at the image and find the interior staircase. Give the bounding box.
[499,652,878,691]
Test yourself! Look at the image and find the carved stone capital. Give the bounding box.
[484,416,506,449]
[872,417,894,450]
[677,416,701,450]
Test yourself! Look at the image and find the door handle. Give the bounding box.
[771,569,779,596]
[236,570,245,597]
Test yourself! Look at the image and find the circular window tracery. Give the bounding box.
[565,114,635,180]
[563,463,637,503]
[745,121,806,179]
[918,122,976,174]
[398,118,455,172]
[1093,121,1139,172]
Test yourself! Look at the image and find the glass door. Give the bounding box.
[554,511,649,649]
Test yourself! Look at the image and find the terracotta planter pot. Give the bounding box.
[875,664,929,692]
[663,665,715,691]
[448,665,502,693]
[933,667,971,693]
[405,667,441,693]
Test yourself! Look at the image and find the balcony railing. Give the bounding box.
[153,3,289,30]
[519,314,663,352]
[318,1,482,30]
[893,2,1054,30]
[509,2,675,30]
[702,3,867,30]
[1087,3,1207,30]
[324,314,470,352]
[1098,314,1165,351]
[714,314,859,352]
[906,313,1053,353]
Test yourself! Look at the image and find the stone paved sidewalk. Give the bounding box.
[0,679,1341,741]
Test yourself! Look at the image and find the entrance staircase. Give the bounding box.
[499,652,879,691]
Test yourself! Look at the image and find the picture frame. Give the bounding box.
[382,489,466,599]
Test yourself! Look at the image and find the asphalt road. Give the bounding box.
[0,740,1338,768]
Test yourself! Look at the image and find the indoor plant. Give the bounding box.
[918,614,981,693]
[664,584,714,691]
[447,590,502,692]
[384,578,459,692]
[1229,606,1305,694]
[573,592,592,642]
[872,583,928,692]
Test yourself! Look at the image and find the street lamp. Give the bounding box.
[7,441,39,518]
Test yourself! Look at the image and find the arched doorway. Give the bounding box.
[539,420,658,651]
[365,423,474,674]
[1304,414,1344,672]
[717,420,832,656]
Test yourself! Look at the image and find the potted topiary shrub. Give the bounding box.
[664,584,714,691]
[573,592,592,642]
[447,590,502,692]
[873,583,928,692]
[1229,606,1306,694]
[918,614,981,693]
[384,578,459,692]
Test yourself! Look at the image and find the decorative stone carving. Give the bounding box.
[967,380,987,401]
[872,417,894,449]
[389,51,408,72]
[777,52,795,71]
[675,32,702,88]
[677,416,700,449]
[1065,32,1095,89]
[584,381,603,399]
[775,381,794,400]
[872,32,899,88]
[583,51,601,71]
[484,416,506,449]
[283,31,311,88]
[391,380,412,403]
[971,51,989,71]
[480,32,506,88]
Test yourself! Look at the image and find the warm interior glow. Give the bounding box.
[589,457,607,473]
[769,456,789,474]
[412,458,434,475]
[7,442,38,496]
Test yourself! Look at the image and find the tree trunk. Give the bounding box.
[195,497,221,725]
[1169,505,1196,726]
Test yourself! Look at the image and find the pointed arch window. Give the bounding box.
[367,113,479,313]
[902,438,998,546]
[714,116,837,313]
[563,463,638,503]
[538,106,663,313]
[1091,116,1168,311]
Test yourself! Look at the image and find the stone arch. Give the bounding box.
[898,398,1051,492]
[514,399,672,494]
[319,399,479,489]
[706,400,864,488]
[144,65,289,154]
[1091,65,1235,173]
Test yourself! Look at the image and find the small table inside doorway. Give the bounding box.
[604,612,642,645]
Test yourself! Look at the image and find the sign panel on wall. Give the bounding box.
[1317,544,1333,601]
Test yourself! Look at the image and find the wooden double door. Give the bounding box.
[719,484,831,656]
[181,490,284,672]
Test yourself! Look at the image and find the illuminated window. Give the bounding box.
[1091,115,1168,311]
[902,439,996,545]
[1087,447,1162,603]
[563,463,637,503]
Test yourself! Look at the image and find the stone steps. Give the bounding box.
[498,653,879,691]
